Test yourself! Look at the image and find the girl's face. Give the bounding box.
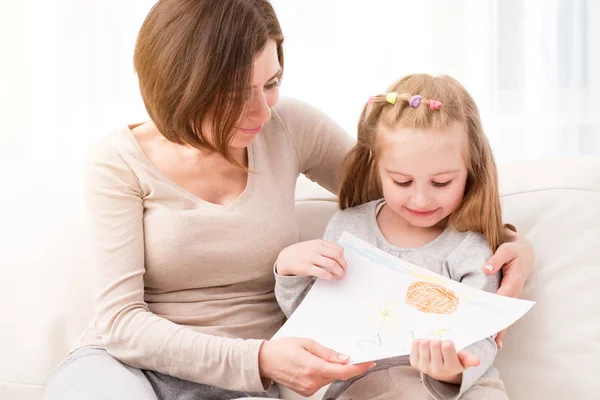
[377,122,469,229]
[230,40,282,148]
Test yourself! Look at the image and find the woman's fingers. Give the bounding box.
[303,339,350,364]
[495,329,506,349]
[483,242,515,274]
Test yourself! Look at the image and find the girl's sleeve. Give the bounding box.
[423,233,501,400]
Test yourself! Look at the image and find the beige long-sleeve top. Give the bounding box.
[74,98,354,392]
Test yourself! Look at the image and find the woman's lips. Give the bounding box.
[239,124,264,135]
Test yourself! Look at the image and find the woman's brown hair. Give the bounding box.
[134,0,284,167]
[339,74,504,250]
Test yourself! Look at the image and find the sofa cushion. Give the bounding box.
[494,156,600,399]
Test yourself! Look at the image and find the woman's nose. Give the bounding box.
[246,90,271,123]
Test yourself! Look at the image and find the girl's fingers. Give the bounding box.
[314,255,345,278]
[410,339,420,368]
[310,265,335,280]
[419,340,431,368]
[441,340,460,369]
[429,340,444,370]
[457,350,480,369]
[319,242,347,270]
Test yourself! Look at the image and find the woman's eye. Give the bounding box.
[432,180,452,188]
[264,78,281,90]
[394,180,412,187]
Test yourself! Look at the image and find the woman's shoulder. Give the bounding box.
[269,96,347,141]
[271,97,324,122]
[84,126,144,188]
[86,126,139,163]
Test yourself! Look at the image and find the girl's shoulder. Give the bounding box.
[323,200,383,243]
[330,199,383,224]
[443,229,493,263]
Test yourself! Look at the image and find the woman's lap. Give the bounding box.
[43,347,281,400]
[333,365,509,400]
[43,347,159,400]
[43,347,507,400]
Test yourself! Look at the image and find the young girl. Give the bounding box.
[274,74,508,400]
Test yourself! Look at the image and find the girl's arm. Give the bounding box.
[418,232,501,400]
[274,220,344,318]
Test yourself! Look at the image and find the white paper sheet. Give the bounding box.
[273,231,535,363]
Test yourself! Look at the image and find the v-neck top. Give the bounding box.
[75,97,354,392]
[124,125,257,210]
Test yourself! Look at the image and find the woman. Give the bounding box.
[43,1,534,399]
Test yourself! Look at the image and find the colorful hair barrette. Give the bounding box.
[367,96,375,105]
[408,95,422,108]
[386,92,398,105]
[429,100,443,110]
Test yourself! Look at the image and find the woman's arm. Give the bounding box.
[482,224,535,347]
[483,225,534,298]
[273,98,355,193]
[84,141,266,392]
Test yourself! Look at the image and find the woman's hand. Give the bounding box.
[276,240,347,280]
[482,226,535,348]
[259,338,376,397]
[410,340,480,385]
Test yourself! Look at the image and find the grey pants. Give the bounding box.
[42,347,281,400]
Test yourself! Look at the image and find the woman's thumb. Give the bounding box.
[304,340,350,365]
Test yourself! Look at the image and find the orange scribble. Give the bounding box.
[405,281,459,314]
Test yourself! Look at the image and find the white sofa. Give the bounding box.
[1,155,599,400]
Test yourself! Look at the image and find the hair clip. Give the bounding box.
[386,92,398,105]
[429,100,443,110]
[367,96,375,105]
[408,95,422,108]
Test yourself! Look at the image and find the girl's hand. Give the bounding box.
[410,340,480,385]
[259,338,376,397]
[482,227,535,348]
[276,240,347,280]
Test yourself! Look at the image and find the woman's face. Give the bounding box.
[230,40,282,148]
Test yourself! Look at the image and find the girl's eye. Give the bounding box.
[394,180,412,187]
[264,78,281,90]
[432,180,452,188]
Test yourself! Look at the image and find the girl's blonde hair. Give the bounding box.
[338,74,504,250]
